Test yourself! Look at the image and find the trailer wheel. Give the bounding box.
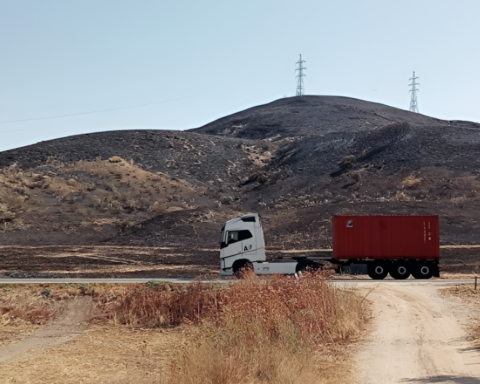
[295,259,320,273]
[367,262,388,280]
[389,261,411,280]
[233,260,254,279]
[411,262,434,279]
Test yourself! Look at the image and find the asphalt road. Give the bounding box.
[0,277,475,285]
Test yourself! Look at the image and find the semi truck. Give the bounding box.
[220,213,440,280]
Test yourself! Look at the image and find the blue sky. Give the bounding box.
[1,0,479,151]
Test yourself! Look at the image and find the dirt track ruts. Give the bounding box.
[356,284,480,383]
[0,296,93,364]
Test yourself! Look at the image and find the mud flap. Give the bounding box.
[434,263,440,278]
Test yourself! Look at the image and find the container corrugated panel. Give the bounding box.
[333,215,439,260]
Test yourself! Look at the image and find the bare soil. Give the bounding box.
[0,246,218,278]
[355,283,480,383]
[0,244,477,278]
[0,296,93,364]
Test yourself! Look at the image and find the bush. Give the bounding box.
[402,175,422,189]
[108,156,123,163]
[149,201,167,214]
[451,196,467,207]
[339,155,356,170]
[395,191,413,202]
[145,280,169,288]
[1,289,55,326]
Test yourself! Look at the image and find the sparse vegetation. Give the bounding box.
[108,156,123,163]
[0,158,203,238]
[451,195,467,207]
[339,155,356,170]
[351,168,365,183]
[145,280,169,288]
[0,285,55,332]
[394,190,413,202]
[441,284,480,341]
[402,174,422,189]
[149,201,167,214]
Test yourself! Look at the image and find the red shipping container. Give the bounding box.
[333,215,439,261]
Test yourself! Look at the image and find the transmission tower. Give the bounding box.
[295,54,306,96]
[409,71,420,113]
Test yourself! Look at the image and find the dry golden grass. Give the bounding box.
[0,158,204,233]
[167,275,365,384]
[0,280,366,383]
[394,190,413,202]
[401,175,422,189]
[92,275,367,384]
[0,284,57,347]
[0,324,179,384]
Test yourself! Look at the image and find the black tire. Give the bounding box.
[411,262,434,279]
[389,261,411,280]
[295,259,321,273]
[367,262,389,280]
[233,260,254,279]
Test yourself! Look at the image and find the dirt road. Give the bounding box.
[0,296,93,364]
[356,283,480,383]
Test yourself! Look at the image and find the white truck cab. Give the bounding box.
[220,213,300,276]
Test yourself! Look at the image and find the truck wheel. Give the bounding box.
[411,262,434,279]
[295,259,320,273]
[233,261,254,279]
[389,261,411,280]
[367,262,388,280]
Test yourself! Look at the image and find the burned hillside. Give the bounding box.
[1,95,480,275]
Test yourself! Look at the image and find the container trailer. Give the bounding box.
[220,213,439,280]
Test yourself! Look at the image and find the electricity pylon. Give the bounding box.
[409,71,420,113]
[295,54,306,96]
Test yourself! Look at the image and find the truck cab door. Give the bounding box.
[223,229,255,258]
[241,230,255,255]
[223,231,243,258]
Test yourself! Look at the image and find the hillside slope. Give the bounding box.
[1,96,480,268]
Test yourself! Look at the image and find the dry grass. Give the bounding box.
[169,274,365,384]
[401,175,422,189]
[0,324,178,384]
[451,195,467,206]
[441,284,480,340]
[0,284,57,348]
[0,158,205,233]
[0,281,366,383]
[394,190,413,202]
[94,274,367,383]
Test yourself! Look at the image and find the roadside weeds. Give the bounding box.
[0,277,369,383]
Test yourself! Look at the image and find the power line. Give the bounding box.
[409,71,420,113]
[295,54,306,96]
[0,96,194,125]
